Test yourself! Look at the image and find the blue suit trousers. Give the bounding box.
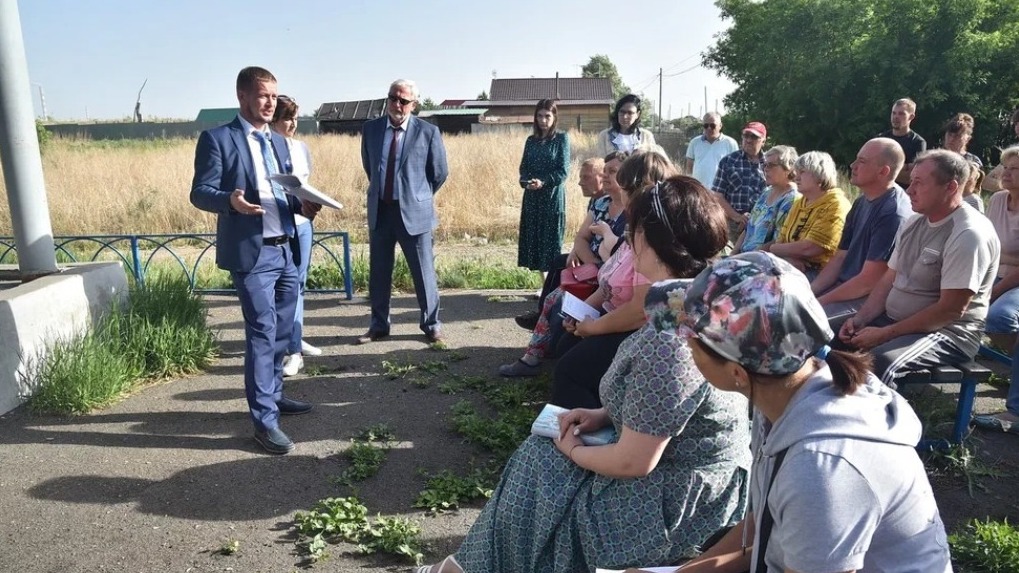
[231,242,299,431]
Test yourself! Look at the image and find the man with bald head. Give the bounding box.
[813,138,913,330]
[685,111,738,187]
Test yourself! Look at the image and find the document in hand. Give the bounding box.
[268,174,344,209]
[530,403,617,446]
[561,291,601,322]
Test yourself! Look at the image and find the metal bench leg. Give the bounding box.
[952,377,978,444]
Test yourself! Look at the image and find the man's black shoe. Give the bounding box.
[254,427,295,454]
[356,330,390,345]
[276,397,313,416]
[514,310,540,331]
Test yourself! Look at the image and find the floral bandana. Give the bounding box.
[674,252,834,375]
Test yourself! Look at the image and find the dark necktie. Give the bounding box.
[383,126,402,203]
[255,131,295,237]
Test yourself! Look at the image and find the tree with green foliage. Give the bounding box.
[582,54,631,102]
[419,98,439,111]
[705,0,1019,165]
[476,91,489,101]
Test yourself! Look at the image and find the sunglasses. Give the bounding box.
[703,123,717,129]
[388,94,415,106]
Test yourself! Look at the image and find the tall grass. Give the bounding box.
[0,131,605,242]
[24,274,217,414]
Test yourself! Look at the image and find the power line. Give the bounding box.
[660,63,701,77]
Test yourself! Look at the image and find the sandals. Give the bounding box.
[498,359,541,377]
[972,413,1019,435]
[414,556,463,573]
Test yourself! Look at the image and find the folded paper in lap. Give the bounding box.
[530,403,617,446]
[268,174,343,209]
[561,292,601,322]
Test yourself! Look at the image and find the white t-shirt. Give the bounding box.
[685,133,739,187]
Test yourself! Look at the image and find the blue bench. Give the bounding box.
[897,361,992,450]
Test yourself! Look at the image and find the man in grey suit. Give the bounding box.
[359,79,449,344]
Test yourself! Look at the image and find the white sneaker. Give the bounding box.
[300,340,322,356]
[282,353,303,377]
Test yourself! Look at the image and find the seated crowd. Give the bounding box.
[418,95,1019,572]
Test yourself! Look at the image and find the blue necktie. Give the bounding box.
[255,131,295,237]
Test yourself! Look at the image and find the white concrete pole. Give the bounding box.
[0,0,57,277]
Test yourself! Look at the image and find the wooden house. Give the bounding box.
[315,99,386,135]
[462,77,614,132]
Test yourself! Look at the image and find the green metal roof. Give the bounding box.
[195,108,239,123]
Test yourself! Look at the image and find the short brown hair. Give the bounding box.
[273,95,298,123]
[893,98,917,114]
[236,66,276,93]
[615,151,679,195]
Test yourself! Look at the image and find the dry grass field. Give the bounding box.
[0,130,611,242]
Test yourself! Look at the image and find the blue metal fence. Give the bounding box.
[0,232,354,299]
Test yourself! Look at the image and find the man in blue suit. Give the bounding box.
[359,79,449,344]
[190,66,320,454]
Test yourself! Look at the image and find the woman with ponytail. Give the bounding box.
[673,252,951,573]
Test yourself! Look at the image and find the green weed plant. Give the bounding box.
[293,497,423,565]
[25,274,216,414]
[949,518,1019,572]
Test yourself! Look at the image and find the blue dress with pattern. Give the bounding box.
[454,280,752,572]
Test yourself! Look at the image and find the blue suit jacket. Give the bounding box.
[190,117,301,272]
[361,115,448,236]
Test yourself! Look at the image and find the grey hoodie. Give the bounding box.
[749,365,952,572]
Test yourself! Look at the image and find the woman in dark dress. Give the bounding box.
[518,98,571,283]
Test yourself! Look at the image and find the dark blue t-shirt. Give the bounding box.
[837,186,914,284]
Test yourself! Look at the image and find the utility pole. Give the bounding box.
[0,0,58,277]
[31,82,46,120]
[657,67,663,131]
[704,86,708,116]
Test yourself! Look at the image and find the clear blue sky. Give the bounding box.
[17,0,735,121]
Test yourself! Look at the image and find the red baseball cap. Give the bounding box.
[742,121,767,139]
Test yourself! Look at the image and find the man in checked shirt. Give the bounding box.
[712,121,768,248]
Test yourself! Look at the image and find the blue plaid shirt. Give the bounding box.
[712,150,766,214]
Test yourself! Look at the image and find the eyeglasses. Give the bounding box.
[703,123,717,129]
[388,94,415,106]
[764,161,782,169]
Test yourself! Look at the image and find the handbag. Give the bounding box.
[560,263,599,300]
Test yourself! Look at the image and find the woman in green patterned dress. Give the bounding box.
[518,98,571,283]
[414,176,751,573]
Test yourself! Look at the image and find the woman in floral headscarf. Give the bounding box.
[676,252,951,573]
[415,176,750,573]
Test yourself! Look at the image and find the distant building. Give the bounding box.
[462,77,613,132]
[315,99,386,135]
[418,108,487,134]
[195,108,239,124]
[439,99,467,109]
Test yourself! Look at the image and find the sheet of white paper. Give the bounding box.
[561,291,601,322]
[595,562,676,566]
[268,173,343,210]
